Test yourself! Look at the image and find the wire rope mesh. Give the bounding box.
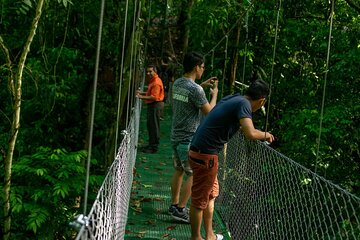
[75,100,141,240]
[76,113,360,239]
[217,132,360,240]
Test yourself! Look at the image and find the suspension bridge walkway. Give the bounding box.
[123,103,228,239]
[74,100,360,240]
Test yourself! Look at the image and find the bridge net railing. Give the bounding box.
[75,100,141,240]
[75,105,360,239]
[217,132,360,240]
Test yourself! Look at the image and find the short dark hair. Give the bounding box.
[147,65,157,73]
[245,79,270,100]
[183,52,204,73]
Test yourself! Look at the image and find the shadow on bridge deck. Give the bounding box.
[125,103,230,240]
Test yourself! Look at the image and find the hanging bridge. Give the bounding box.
[68,0,360,239]
[73,101,360,240]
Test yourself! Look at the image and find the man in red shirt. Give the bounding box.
[136,65,165,153]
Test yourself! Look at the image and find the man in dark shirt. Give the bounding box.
[189,79,275,240]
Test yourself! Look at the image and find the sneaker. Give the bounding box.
[216,234,224,240]
[172,207,190,223]
[168,205,177,214]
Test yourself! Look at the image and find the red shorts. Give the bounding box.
[189,150,219,210]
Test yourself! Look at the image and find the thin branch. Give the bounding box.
[344,0,360,14]
[0,36,14,94]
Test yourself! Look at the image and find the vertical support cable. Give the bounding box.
[143,0,152,65]
[83,0,106,216]
[126,0,139,127]
[265,0,281,133]
[115,0,130,155]
[221,35,228,99]
[129,1,142,118]
[315,0,334,172]
[241,10,249,94]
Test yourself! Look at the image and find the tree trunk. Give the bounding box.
[1,0,45,239]
[178,0,194,58]
[160,0,169,58]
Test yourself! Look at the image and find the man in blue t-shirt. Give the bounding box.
[189,79,275,240]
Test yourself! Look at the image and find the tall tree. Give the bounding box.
[177,0,194,58]
[0,0,45,238]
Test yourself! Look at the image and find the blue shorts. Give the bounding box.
[172,142,193,176]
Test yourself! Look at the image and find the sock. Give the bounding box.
[176,206,184,212]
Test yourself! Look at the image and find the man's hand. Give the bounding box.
[136,89,143,99]
[210,84,218,97]
[201,77,218,89]
[264,132,275,143]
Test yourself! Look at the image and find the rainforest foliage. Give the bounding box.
[0,0,359,238]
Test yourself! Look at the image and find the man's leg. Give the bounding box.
[154,101,161,144]
[171,169,184,204]
[189,151,218,239]
[174,143,192,208]
[159,101,165,119]
[147,103,160,150]
[178,175,192,208]
[203,198,217,240]
[146,105,152,147]
[190,205,203,240]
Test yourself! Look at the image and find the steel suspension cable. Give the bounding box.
[204,19,241,58]
[204,3,254,58]
[115,0,130,155]
[143,0,152,68]
[83,0,106,216]
[131,1,142,112]
[315,0,334,172]
[220,35,228,98]
[241,10,249,94]
[265,0,282,133]
[126,0,139,127]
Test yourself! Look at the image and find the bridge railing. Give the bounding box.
[217,133,360,240]
[75,100,141,240]
[75,104,360,239]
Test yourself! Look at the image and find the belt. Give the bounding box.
[147,101,161,105]
[189,146,217,155]
[189,154,216,168]
[190,146,202,153]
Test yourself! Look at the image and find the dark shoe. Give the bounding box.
[168,205,177,214]
[171,207,190,223]
[142,148,157,154]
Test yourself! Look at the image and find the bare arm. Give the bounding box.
[136,85,160,101]
[200,80,218,115]
[137,94,156,101]
[240,118,274,143]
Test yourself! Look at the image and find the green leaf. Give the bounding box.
[36,168,45,176]
[23,0,32,8]
[26,208,49,234]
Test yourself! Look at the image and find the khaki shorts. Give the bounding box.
[172,142,193,176]
[189,150,219,210]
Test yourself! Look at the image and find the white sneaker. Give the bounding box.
[216,234,224,240]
